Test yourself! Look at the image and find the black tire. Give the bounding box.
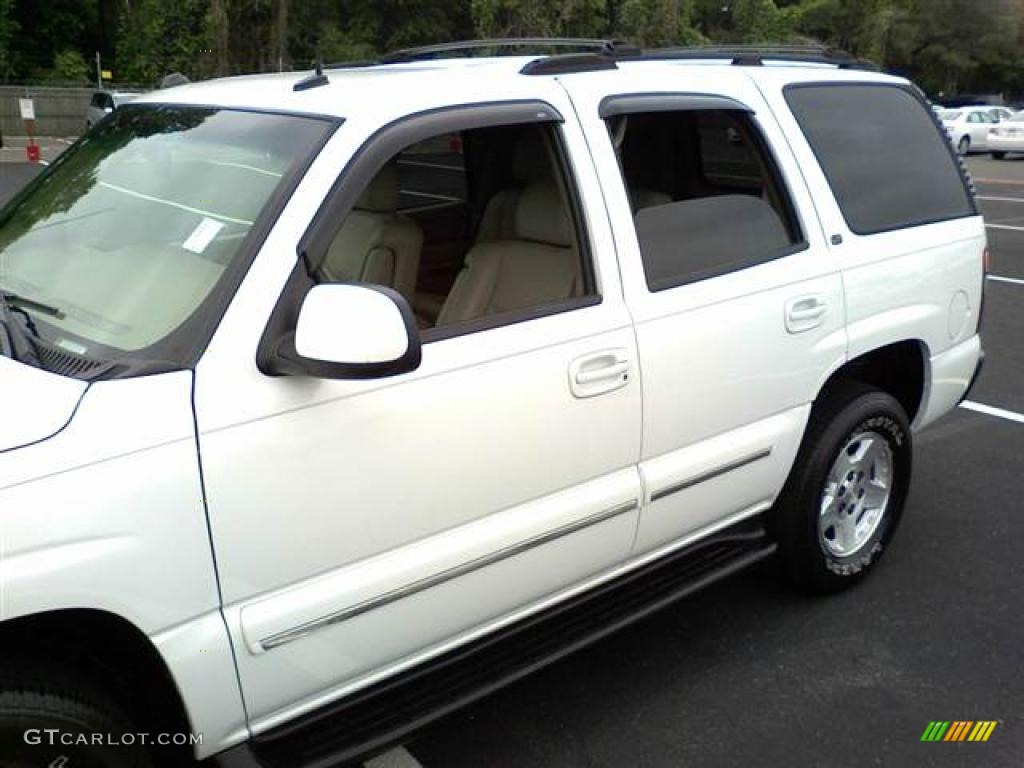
[991,151,1006,159]
[957,136,970,155]
[773,382,912,593]
[0,667,155,768]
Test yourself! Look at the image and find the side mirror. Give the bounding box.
[269,284,421,379]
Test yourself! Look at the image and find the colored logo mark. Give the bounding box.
[921,721,997,742]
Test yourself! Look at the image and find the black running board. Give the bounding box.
[209,517,775,768]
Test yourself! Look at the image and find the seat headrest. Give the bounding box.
[514,184,573,247]
[511,136,549,184]
[356,164,400,213]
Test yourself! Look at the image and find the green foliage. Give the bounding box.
[116,0,208,84]
[0,0,18,80]
[618,0,705,47]
[0,0,1021,98]
[471,0,607,38]
[49,48,90,83]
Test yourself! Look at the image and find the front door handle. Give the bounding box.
[785,295,828,333]
[569,349,632,398]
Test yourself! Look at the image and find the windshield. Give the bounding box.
[0,105,332,369]
[939,110,962,121]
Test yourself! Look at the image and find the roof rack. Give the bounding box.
[379,38,640,64]
[619,44,878,71]
[520,53,618,76]
[321,38,877,76]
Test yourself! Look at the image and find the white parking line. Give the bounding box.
[986,223,1024,231]
[987,274,1024,286]
[960,400,1024,425]
[975,177,1024,185]
[364,746,424,768]
[978,195,1024,203]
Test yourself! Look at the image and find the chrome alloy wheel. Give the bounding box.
[818,430,893,557]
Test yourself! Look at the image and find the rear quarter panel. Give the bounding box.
[750,69,985,423]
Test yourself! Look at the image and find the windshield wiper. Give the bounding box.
[1,291,65,319]
[0,292,58,366]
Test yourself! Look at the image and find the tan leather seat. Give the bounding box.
[475,137,550,243]
[438,184,579,327]
[321,164,422,303]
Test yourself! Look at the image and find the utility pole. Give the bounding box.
[95,51,102,89]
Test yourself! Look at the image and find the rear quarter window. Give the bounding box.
[784,83,976,235]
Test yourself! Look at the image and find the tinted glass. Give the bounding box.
[609,109,802,291]
[786,85,974,234]
[394,133,467,211]
[0,105,331,361]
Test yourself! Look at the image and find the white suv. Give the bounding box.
[0,41,985,767]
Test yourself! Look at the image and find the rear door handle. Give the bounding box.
[785,295,828,333]
[569,349,632,398]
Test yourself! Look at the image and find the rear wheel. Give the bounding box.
[991,151,1006,159]
[958,136,970,155]
[0,667,154,768]
[773,382,912,593]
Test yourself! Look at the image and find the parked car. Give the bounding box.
[940,106,1000,154]
[986,106,1014,122]
[989,111,1024,159]
[0,42,985,767]
[84,89,138,130]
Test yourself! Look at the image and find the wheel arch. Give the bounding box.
[0,608,194,748]
[815,339,928,424]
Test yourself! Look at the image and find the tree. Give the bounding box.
[617,0,705,46]
[0,0,18,81]
[51,49,90,83]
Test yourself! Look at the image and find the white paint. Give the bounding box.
[18,98,34,121]
[986,223,1024,231]
[977,195,1024,203]
[960,400,1024,424]
[0,356,86,452]
[294,283,410,364]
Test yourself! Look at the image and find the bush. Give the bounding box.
[49,49,91,84]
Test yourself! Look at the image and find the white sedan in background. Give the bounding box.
[940,107,999,155]
[989,111,1024,159]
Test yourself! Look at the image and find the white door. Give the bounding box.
[192,93,642,729]
[967,112,991,148]
[564,67,847,555]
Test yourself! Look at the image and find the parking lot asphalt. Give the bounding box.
[0,154,1021,768]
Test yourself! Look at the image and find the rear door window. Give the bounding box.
[784,84,975,235]
[606,106,804,291]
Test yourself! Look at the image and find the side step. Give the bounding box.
[210,518,776,768]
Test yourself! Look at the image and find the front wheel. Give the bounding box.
[773,382,912,593]
[957,136,970,155]
[0,668,154,768]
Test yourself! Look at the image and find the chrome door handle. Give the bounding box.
[785,295,828,333]
[569,349,632,398]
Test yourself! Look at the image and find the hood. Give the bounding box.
[0,356,88,453]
